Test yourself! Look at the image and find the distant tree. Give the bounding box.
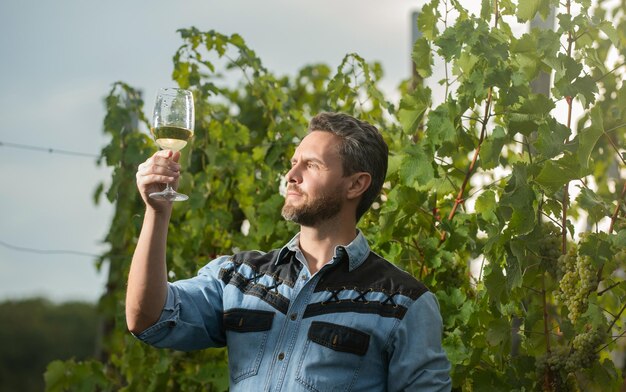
[0,298,97,392]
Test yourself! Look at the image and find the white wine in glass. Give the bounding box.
[149,88,194,202]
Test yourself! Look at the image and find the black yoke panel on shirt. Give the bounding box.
[231,250,302,288]
[315,252,428,300]
[219,248,429,320]
[219,250,301,314]
[305,252,429,320]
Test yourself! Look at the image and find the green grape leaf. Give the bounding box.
[549,54,581,91]
[557,13,574,32]
[479,126,507,170]
[397,185,428,217]
[613,229,626,248]
[456,51,480,76]
[587,360,622,392]
[93,182,105,205]
[583,47,608,75]
[576,106,604,170]
[598,21,620,47]
[437,287,474,328]
[397,84,431,134]
[576,187,611,223]
[425,102,457,148]
[484,262,507,301]
[436,25,464,60]
[534,118,571,159]
[498,0,516,15]
[442,327,472,365]
[499,164,536,235]
[475,190,498,224]
[579,232,614,265]
[573,75,598,108]
[508,241,527,290]
[543,198,562,218]
[486,317,511,347]
[386,154,403,177]
[534,160,571,194]
[438,287,466,309]
[44,360,70,391]
[534,154,585,195]
[399,145,434,187]
[480,0,492,20]
[412,37,434,78]
[516,0,542,22]
[507,94,555,136]
[230,33,245,47]
[583,294,608,328]
[417,1,440,40]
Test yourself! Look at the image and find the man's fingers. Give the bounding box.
[155,149,174,159]
[137,173,179,186]
[138,157,180,175]
[135,151,182,200]
[153,155,181,170]
[136,154,181,194]
[137,165,180,182]
[154,149,181,162]
[134,151,182,209]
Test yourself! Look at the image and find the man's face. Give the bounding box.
[281,131,347,226]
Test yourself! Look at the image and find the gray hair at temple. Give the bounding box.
[308,112,389,221]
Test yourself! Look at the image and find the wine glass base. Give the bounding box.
[149,190,189,202]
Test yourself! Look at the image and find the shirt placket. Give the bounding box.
[264,253,333,391]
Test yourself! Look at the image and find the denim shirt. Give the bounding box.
[137,232,451,391]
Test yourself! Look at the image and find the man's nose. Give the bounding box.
[286,164,302,184]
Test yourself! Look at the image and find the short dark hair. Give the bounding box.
[308,112,388,221]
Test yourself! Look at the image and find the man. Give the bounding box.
[127,112,451,391]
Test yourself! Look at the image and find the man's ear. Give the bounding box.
[346,172,371,200]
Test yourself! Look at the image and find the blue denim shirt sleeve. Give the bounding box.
[386,291,452,391]
[135,256,229,351]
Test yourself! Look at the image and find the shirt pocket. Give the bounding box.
[223,308,275,383]
[296,321,370,392]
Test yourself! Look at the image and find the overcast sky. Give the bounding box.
[0,0,427,302]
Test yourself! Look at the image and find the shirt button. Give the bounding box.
[278,352,285,361]
[301,275,309,281]
[290,313,297,321]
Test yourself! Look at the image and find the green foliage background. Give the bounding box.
[46,0,626,390]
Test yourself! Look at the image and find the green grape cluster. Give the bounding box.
[555,246,599,324]
[536,347,573,392]
[536,328,606,390]
[537,223,562,277]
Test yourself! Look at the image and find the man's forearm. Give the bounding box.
[125,208,171,334]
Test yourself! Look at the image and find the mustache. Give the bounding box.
[286,185,304,194]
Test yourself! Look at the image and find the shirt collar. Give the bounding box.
[276,230,371,272]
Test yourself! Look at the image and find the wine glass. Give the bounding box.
[149,88,195,201]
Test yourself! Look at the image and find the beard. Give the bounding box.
[281,185,343,227]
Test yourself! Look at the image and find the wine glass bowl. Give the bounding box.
[149,88,194,202]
